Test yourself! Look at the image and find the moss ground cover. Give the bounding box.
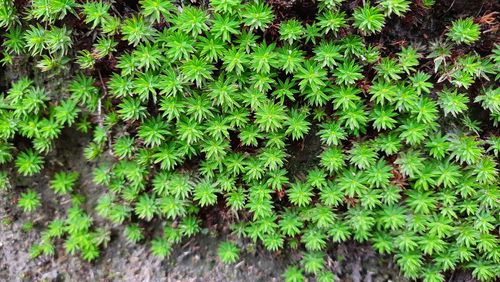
[0,0,499,281]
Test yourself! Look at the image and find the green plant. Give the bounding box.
[288,181,313,207]
[218,241,240,263]
[375,57,403,81]
[302,251,325,274]
[21,220,34,232]
[113,136,136,159]
[211,0,242,15]
[50,171,79,195]
[140,0,174,23]
[93,37,117,59]
[211,13,240,43]
[29,0,76,23]
[241,1,274,32]
[317,0,344,11]
[3,26,24,54]
[23,25,46,55]
[134,194,157,221]
[15,149,44,176]
[316,10,347,35]
[411,71,433,94]
[17,189,41,213]
[378,0,411,16]
[279,19,304,45]
[333,59,363,85]
[348,142,377,170]
[45,26,72,55]
[353,3,386,35]
[0,0,17,28]
[437,88,469,117]
[422,0,435,8]
[193,179,219,207]
[121,16,157,46]
[0,171,10,190]
[284,266,305,282]
[447,135,484,165]
[447,18,481,45]
[399,46,421,74]
[124,224,144,243]
[81,1,111,29]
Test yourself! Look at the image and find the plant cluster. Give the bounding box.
[0,1,498,281]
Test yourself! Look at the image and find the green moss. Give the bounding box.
[0,1,498,281]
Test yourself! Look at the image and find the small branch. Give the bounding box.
[445,0,456,13]
[97,70,108,97]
